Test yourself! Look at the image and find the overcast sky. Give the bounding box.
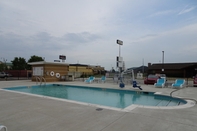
[0,0,197,70]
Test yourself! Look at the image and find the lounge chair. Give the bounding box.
[172,79,185,88]
[100,76,106,83]
[154,78,165,88]
[0,125,7,131]
[84,76,95,83]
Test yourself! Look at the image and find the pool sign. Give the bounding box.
[117,39,123,45]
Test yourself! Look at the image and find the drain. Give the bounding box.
[96,108,103,111]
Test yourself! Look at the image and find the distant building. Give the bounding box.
[126,66,148,74]
[148,62,197,77]
[69,64,105,77]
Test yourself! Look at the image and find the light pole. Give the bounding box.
[116,39,123,73]
[116,39,123,86]
[162,51,164,72]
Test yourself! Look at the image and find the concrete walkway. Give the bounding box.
[0,80,197,131]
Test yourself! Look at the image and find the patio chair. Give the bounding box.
[0,125,7,131]
[172,79,185,88]
[84,76,95,83]
[154,78,165,88]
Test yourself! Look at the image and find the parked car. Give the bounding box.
[144,74,159,84]
[155,74,167,80]
[0,72,11,78]
[193,75,197,87]
[0,72,7,78]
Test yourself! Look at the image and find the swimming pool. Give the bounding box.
[4,84,187,109]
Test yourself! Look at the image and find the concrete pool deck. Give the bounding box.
[0,80,197,131]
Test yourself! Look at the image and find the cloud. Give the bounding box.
[0,31,103,62]
[61,32,101,44]
[120,22,197,66]
[178,6,196,15]
[1,0,197,70]
[149,10,175,17]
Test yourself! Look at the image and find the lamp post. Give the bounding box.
[162,51,164,72]
[116,39,123,72]
[116,39,123,85]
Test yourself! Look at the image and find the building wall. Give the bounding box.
[69,66,93,75]
[148,69,185,77]
[32,64,68,82]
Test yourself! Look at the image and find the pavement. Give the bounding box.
[0,79,197,131]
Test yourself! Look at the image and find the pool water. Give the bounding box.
[4,84,186,109]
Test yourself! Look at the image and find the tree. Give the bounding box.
[11,57,27,79]
[0,62,7,71]
[27,55,44,70]
[0,63,4,71]
[28,55,44,63]
[11,57,27,70]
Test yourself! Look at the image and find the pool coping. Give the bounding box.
[1,85,196,112]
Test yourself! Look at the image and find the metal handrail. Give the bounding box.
[36,76,41,85]
[36,76,46,86]
[41,76,46,86]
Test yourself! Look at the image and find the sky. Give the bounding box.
[0,0,197,70]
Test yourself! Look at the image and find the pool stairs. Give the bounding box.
[36,76,46,86]
[155,100,182,106]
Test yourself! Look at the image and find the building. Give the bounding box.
[69,64,93,77]
[28,61,69,82]
[148,62,197,78]
[68,64,105,78]
[28,62,106,82]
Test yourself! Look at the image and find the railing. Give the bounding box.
[40,76,46,86]
[35,76,46,86]
[36,76,41,85]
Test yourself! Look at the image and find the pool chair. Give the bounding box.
[0,125,7,131]
[154,78,165,88]
[84,76,95,83]
[172,79,185,88]
[100,76,106,83]
[133,81,142,90]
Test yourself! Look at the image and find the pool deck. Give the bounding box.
[0,80,197,131]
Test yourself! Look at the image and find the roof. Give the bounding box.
[69,64,89,67]
[148,62,197,70]
[28,61,69,66]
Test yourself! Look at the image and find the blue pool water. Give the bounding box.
[4,84,186,109]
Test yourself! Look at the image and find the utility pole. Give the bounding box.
[162,51,164,72]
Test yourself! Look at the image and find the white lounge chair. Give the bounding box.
[154,78,165,88]
[172,79,185,88]
[84,76,95,83]
[0,125,7,131]
[100,76,106,83]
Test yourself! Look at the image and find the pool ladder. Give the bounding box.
[36,76,46,86]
